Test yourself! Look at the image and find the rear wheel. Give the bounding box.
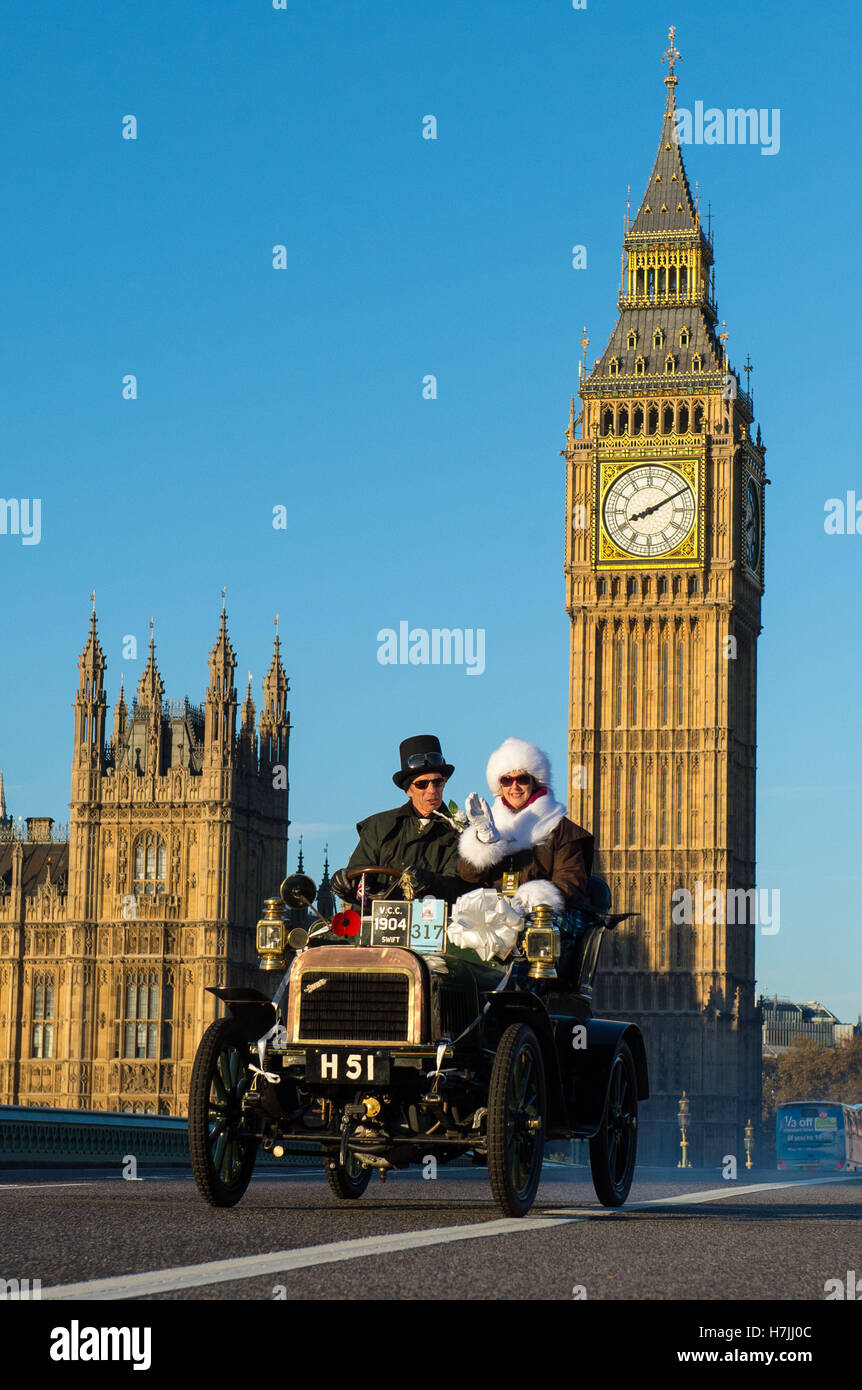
[589,1040,638,1206]
[189,1018,258,1207]
[325,1149,372,1199]
[487,1023,546,1217]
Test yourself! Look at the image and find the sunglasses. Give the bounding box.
[406,751,446,769]
[411,776,446,789]
[500,774,533,787]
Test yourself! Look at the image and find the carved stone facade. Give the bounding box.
[565,41,764,1164]
[0,610,291,1116]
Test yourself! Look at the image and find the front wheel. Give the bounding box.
[188,1017,258,1207]
[589,1040,638,1207]
[325,1149,372,1199]
[487,1023,546,1217]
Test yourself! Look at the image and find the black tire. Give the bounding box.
[589,1040,638,1207]
[487,1023,546,1217]
[188,1017,258,1207]
[325,1149,372,1199]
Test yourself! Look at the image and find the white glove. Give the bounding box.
[464,792,499,845]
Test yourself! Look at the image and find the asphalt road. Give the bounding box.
[1,1163,859,1303]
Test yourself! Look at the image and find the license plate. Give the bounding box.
[304,1049,390,1084]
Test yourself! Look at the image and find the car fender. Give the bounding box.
[565,1018,649,1134]
[206,986,276,1041]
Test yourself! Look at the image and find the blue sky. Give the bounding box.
[2,0,860,1020]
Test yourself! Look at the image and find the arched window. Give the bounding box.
[117,973,173,1059]
[658,266,666,295]
[678,403,690,433]
[133,832,167,895]
[676,763,684,843]
[662,404,675,433]
[636,267,644,295]
[679,265,688,295]
[633,404,644,433]
[647,404,659,435]
[635,356,646,377]
[691,353,702,373]
[32,976,55,1058]
[613,763,622,845]
[629,763,638,842]
[627,329,637,349]
[668,266,677,294]
[617,406,629,435]
[608,357,620,377]
[653,327,664,348]
[676,638,685,724]
[630,638,639,726]
[647,267,655,298]
[601,407,614,436]
[693,401,705,431]
[665,354,676,374]
[679,326,690,347]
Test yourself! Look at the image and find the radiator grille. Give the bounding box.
[296,970,411,1042]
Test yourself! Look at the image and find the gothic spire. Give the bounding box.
[74,606,108,772]
[629,26,698,237]
[136,624,164,713]
[111,672,128,749]
[78,607,106,690]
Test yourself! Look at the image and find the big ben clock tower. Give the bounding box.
[564,30,765,1164]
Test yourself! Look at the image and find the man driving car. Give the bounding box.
[330,735,468,906]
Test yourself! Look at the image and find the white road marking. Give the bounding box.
[38,1172,861,1301]
[41,1216,577,1300]
[543,1172,861,1216]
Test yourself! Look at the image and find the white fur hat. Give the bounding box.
[486,737,552,797]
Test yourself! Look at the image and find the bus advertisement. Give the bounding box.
[776,1101,862,1171]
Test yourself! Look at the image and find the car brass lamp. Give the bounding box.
[256,897,288,970]
[523,904,560,980]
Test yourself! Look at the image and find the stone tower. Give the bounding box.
[0,607,291,1114]
[564,30,765,1163]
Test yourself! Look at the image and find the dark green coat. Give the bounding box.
[346,803,469,904]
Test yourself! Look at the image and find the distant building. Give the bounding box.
[0,607,297,1114]
[759,994,862,1053]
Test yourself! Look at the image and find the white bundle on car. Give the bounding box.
[448,888,525,963]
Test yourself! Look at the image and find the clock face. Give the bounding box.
[602,465,696,558]
[744,478,761,571]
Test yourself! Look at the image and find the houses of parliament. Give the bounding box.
[0,609,305,1115]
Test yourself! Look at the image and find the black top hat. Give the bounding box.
[393,735,455,790]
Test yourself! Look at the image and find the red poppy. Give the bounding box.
[331,909,361,938]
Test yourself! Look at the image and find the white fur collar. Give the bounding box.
[490,792,566,851]
[458,790,566,870]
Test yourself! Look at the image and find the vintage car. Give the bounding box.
[188,868,649,1218]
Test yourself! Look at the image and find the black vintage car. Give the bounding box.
[188,869,649,1218]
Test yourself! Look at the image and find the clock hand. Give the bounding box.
[629,486,690,522]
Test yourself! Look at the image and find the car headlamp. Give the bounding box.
[256,897,288,971]
[523,904,561,980]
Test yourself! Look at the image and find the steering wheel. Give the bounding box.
[342,865,409,903]
[345,866,402,882]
